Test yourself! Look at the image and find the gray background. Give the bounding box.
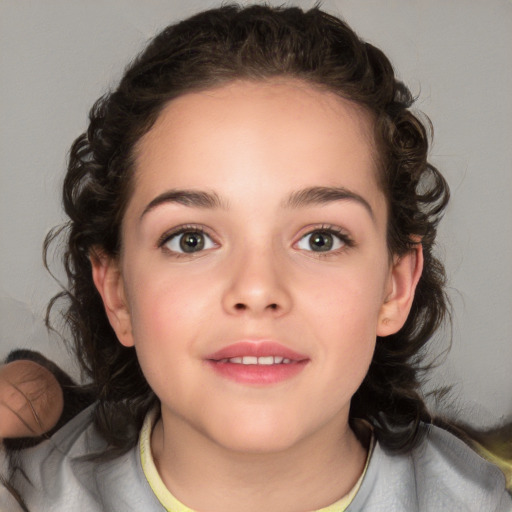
[1,0,511,428]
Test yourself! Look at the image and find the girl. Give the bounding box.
[1,4,510,511]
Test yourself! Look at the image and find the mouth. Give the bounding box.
[205,341,309,385]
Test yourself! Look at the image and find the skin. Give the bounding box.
[0,360,63,439]
[92,79,422,512]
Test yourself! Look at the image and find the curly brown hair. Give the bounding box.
[45,4,449,455]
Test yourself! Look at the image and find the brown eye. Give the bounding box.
[164,230,215,254]
[180,232,205,252]
[297,230,346,252]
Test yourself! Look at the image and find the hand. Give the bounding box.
[0,360,64,440]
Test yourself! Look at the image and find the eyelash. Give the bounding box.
[157,224,217,257]
[157,224,354,258]
[296,225,355,257]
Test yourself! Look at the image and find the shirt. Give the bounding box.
[1,405,510,511]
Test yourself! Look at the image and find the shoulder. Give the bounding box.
[348,424,512,512]
[1,405,162,512]
[412,424,511,509]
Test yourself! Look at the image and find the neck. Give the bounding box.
[151,410,369,512]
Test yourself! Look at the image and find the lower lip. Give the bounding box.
[206,360,308,385]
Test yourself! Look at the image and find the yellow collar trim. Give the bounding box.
[140,409,374,512]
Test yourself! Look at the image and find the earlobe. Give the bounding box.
[90,248,134,347]
[377,243,424,337]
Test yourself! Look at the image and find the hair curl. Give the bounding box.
[45,4,450,455]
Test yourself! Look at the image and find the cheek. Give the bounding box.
[297,260,388,373]
[125,266,219,347]
[123,272,213,397]
[301,260,388,326]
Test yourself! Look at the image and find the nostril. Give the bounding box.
[231,302,280,312]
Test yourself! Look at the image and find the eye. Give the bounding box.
[163,229,216,254]
[297,229,349,253]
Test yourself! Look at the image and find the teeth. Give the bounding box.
[222,356,293,365]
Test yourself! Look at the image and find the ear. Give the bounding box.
[377,243,423,337]
[90,248,134,347]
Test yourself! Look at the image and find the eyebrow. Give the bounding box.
[284,186,375,220]
[140,185,374,220]
[141,189,226,218]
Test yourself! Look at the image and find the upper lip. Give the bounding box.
[206,341,308,362]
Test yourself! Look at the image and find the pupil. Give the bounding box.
[310,232,333,252]
[180,232,204,253]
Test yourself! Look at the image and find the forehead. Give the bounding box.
[130,79,383,215]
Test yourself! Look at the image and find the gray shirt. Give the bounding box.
[1,405,510,511]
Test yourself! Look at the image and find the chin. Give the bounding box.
[206,415,307,455]
[218,433,300,455]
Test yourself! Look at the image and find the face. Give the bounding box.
[94,79,420,454]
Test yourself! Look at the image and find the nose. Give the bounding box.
[221,246,292,317]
